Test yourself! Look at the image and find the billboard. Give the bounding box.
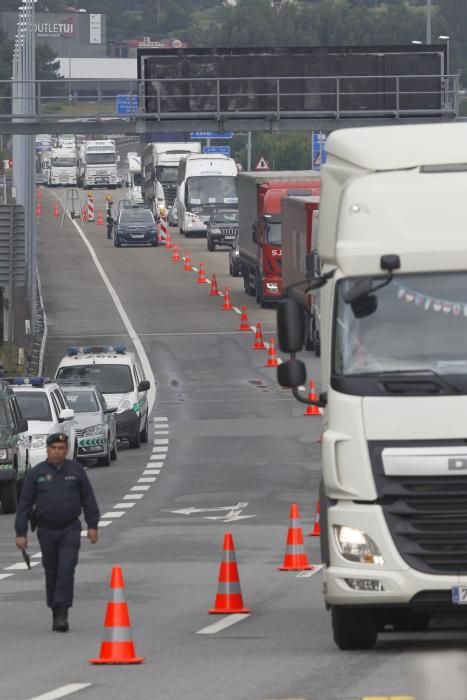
[0,12,106,58]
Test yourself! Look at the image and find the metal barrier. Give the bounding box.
[0,74,459,131]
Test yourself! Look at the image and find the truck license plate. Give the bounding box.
[452,587,467,604]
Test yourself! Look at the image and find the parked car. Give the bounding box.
[60,384,117,466]
[114,206,158,247]
[206,208,239,251]
[0,380,29,514]
[229,234,243,277]
[11,378,76,467]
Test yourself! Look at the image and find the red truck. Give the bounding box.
[282,195,321,355]
[237,172,320,307]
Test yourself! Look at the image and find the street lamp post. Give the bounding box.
[426,0,432,44]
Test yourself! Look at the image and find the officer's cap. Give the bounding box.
[46,432,68,446]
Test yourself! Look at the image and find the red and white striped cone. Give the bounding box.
[221,288,233,311]
[279,504,313,571]
[184,252,192,271]
[308,500,321,537]
[171,245,181,262]
[304,380,321,416]
[209,273,220,296]
[265,338,279,367]
[87,193,94,222]
[197,262,207,284]
[209,533,251,614]
[251,322,266,350]
[239,306,250,331]
[89,566,144,664]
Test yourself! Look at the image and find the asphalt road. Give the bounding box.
[0,180,455,700]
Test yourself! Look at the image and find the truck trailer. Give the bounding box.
[281,195,321,355]
[238,172,320,308]
[277,121,467,650]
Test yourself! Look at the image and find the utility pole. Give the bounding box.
[426,0,432,44]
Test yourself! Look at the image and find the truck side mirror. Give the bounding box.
[277,358,307,388]
[252,223,257,244]
[277,298,304,353]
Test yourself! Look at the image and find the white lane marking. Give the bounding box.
[148,461,164,467]
[114,502,136,508]
[5,562,40,571]
[101,511,126,518]
[138,477,157,483]
[153,417,168,423]
[37,274,48,375]
[143,470,160,476]
[26,683,92,700]
[153,438,169,445]
[233,306,241,315]
[80,531,88,537]
[32,552,42,559]
[131,485,151,492]
[123,494,144,500]
[98,521,112,527]
[55,195,156,413]
[149,454,165,462]
[154,430,169,435]
[0,573,14,580]
[296,565,324,578]
[197,613,250,635]
[152,447,168,453]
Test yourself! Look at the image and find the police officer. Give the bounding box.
[106,209,114,240]
[15,433,100,632]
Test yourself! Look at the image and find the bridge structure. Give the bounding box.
[0,74,460,136]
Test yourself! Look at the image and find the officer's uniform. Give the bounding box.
[106,213,114,240]
[15,434,100,618]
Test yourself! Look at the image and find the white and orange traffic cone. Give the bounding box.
[279,504,313,571]
[308,500,321,537]
[209,533,251,614]
[184,252,192,271]
[197,262,207,284]
[304,380,321,416]
[221,288,233,310]
[251,322,266,350]
[209,273,220,296]
[239,306,250,331]
[265,337,279,367]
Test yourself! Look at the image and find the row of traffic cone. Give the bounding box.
[89,499,321,664]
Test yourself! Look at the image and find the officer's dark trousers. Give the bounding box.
[37,522,81,609]
[107,224,113,239]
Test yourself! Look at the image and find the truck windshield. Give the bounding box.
[131,173,143,187]
[87,153,116,165]
[186,176,238,206]
[56,365,134,394]
[334,273,467,379]
[157,167,178,183]
[52,158,75,167]
[265,220,281,245]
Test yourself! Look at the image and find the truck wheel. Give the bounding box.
[140,413,149,444]
[255,273,261,304]
[305,313,315,351]
[314,331,321,358]
[243,269,255,297]
[129,426,141,449]
[97,442,111,467]
[332,607,378,650]
[207,237,215,252]
[1,480,18,514]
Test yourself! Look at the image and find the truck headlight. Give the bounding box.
[31,434,48,449]
[266,282,279,291]
[82,424,104,436]
[116,398,133,414]
[0,448,10,460]
[334,526,384,565]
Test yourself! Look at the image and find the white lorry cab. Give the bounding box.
[143,142,201,218]
[47,147,77,186]
[124,152,143,204]
[277,122,467,650]
[78,140,118,189]
[176,154,238,236]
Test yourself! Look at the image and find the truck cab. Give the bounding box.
[277,122,467,650]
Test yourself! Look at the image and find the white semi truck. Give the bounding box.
[77,140,118,189]
[143,142,201,218]
[277,122,467,649]
[47,147,77,186]
[124,152,144,204]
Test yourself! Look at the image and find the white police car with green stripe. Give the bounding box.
[55,346,150,449]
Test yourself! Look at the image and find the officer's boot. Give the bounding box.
[52,607,69,632]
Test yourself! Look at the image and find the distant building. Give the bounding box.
[109,37,187,59]
[0,10,106,58]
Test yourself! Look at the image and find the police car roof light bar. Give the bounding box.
[113,345,127,354]
[83,345,110,354]
[67,346,81,355]
[5,376,49,386]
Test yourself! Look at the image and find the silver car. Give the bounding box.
[61,384,117,466]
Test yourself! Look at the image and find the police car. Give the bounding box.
[10,378,77,467]
[55,346,150,448]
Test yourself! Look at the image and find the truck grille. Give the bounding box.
[219,228,238,236]
[370,441,467,575]
[163,184,177,204]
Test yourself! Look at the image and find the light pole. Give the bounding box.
[426,0,432,44]
[438,35,450,78]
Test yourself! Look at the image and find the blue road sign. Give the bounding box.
[190,131,233,140]
[203,146,231,156]
[312,131,327,170]
[116,95,139,115]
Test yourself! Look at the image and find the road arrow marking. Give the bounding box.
[170,502,255,523]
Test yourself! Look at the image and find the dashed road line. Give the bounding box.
[197,613,251,635]
[154,438,169,444]
[138,477,157,483]
[101,511,126,518]
[26,683,92,700]
[123,494,144,500]
[5,562,41,571]
[131,485,152,492]
[114,502,136,508]
[0,573,14,580]
[296,565,324,578]
[98,521,112,528]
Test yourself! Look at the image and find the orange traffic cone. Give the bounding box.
[36,188,42,199]
[265,337,279,367]
[197,262,207,284]
[172,245,181,262]
[184,252,192,271]
[96,210,104,226]
[53,203,60,217]
[209,273,220,296]
[279,504,313,571]
[221,288,233,310]
[89,566,144,665]
[308,500,321,537]
[209,533,251,614]
[239,306,250,331]
[35,202,42,217]
[304,380,321,416]
[251,322,266,350]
